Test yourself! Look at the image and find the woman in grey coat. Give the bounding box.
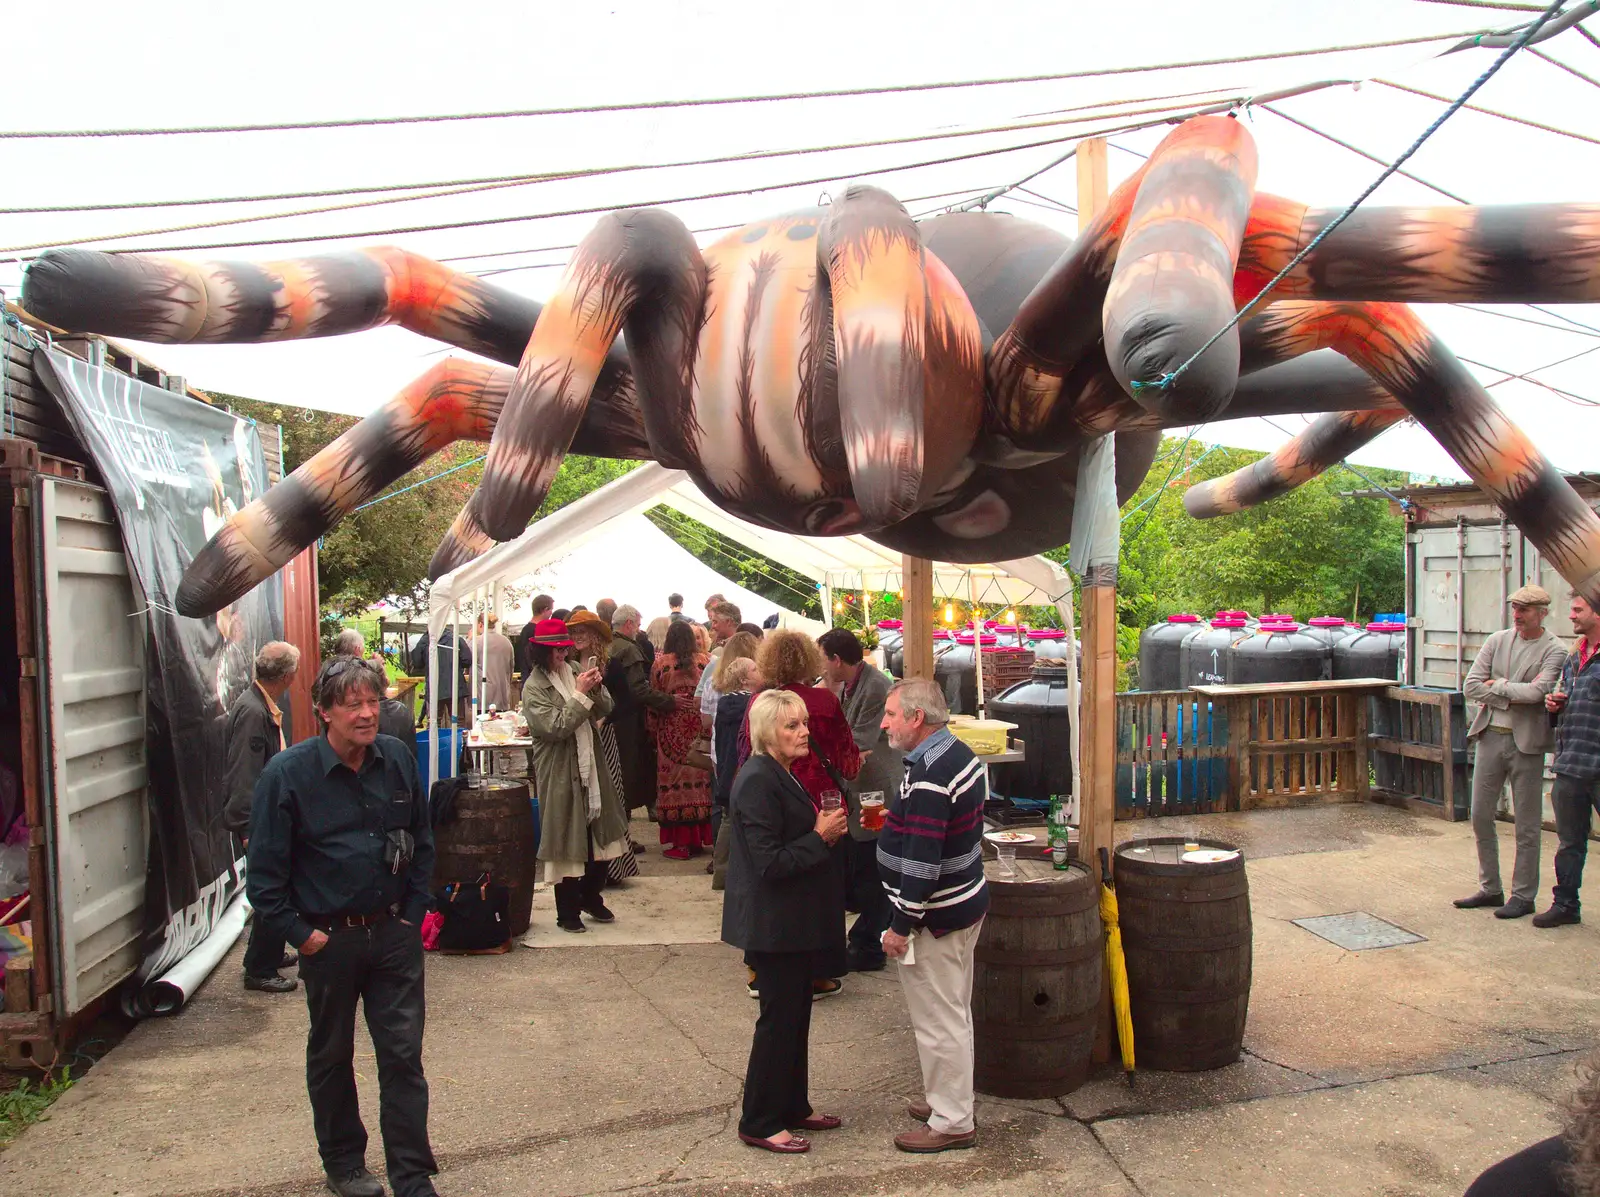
[521,618,630,934]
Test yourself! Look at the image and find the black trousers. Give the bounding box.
[553,861,608,923]
[242,914,287,978]
[741,951,815,1138]
[299,917,436,1195]
[847,837,892,962]
[1552,773,1600,912]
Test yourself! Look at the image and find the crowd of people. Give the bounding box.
[223,588,994,1195]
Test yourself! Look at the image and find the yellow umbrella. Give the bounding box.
[1098,847,1135,1074]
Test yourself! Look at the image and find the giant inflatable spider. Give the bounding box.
[21,115,1600,617]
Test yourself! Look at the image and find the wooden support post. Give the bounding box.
[1076,136,1115,873]
[901,555,935,681]
[1075,137,1117,1067]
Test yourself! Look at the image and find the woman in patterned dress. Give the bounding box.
[649,619,714,859]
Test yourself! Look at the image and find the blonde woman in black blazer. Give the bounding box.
[721,688,849,1153]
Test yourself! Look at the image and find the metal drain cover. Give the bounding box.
[1292,912,1426,951]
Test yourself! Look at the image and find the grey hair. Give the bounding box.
[889,677,950,727]
[255,641,302,684]
[313,656,384,710]
[612,603,641,630]
[333,628,365,658]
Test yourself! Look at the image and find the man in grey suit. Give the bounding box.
[1456,584,1568,919]
[819,629,904,971]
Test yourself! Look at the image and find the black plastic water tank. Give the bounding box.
[943,630,998,714]
[988,662,1073,802]
[1178,617,1251,689]
[931,629,961,708]
[1334,621,1405,680]
[1138,614,1202,691]
[1303,616,1357,652]
[878,619,904,678]
[1226,621,1330,684]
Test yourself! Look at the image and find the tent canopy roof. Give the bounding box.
[429,464,1073,632]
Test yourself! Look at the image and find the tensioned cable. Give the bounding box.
[1451,303,1600,338]
[0,30,1496,140]
[0,94,1231,254]
[0,107,1221,261]
[1257,104,1469,202]
[1531,44,1600,84]
[0,87,1222,215]
[1128,0,1565,401]
[1374,77,1600,147]
[352,454,485,512]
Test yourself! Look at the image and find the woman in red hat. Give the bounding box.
[521,618,631,933]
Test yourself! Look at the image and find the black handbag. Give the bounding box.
[433,874,512,954]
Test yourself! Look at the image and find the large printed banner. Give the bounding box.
[35,347,283,996]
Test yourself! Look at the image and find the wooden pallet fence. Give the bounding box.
[1114,690,1231,818]
[1192,683,1376,808]
[1369,686,1468,821]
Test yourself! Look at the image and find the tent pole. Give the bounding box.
[902,555,935,680]
[970,571,986,716]
[451,600,462,776]
[470,586,483,722]
[427,601,440,787]
[822,581,834,629]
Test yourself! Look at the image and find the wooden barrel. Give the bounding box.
[1114,836,1251,1071]
[433,778,538,936]
[973,857,1103,1098]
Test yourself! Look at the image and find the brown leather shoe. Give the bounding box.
[907,1100,932,1122]
[894,1124,976,1153]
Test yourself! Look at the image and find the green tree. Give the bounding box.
[216,393,638,618]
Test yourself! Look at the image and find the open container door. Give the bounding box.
[35,476,147,1016]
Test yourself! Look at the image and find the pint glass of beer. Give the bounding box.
[860,792,886,832]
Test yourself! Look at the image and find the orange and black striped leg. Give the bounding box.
[1101,115,1259,423]
[175,359,510,616]
[1183,408,1407,517]
[1236,196,1600,303]
[986,113,1255,442]
[1229,300,1600,602]
[818,185,983,526]
[471,209,707,541]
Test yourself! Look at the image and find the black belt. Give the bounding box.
[310,905,396,930]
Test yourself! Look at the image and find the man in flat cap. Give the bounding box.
[1456,584,1567,919]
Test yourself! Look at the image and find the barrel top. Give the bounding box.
[462,777,532,795]
[1116,836,1245,876]
[983,857,1092,888]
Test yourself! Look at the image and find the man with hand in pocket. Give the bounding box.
[249,657,438,1197]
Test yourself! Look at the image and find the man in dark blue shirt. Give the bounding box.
[249,657,437,1197]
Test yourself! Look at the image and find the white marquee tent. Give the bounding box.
[424,462,1082,786]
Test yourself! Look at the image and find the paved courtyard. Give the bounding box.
[2,804,1595,1196]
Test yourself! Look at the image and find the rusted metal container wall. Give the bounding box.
[281,547,321,744]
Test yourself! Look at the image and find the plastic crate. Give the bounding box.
[981,649,1036,696]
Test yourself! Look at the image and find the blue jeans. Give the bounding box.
[1551,773,1600,912]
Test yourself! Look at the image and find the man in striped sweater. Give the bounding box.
[877,678,990,1153]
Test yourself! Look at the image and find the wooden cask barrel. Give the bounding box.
[973,857,1103,1098]
[433,778,538,936]
[1114,836,1251,1071]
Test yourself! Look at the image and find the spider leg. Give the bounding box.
[176,358,508,616]
[1237,196,1600,303]
[817,185,984,525]
[471,209,707,540]
[986,114,1260,442]
[1184,299,1600,601]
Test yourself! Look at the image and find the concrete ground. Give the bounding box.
[3,806,1596,1197]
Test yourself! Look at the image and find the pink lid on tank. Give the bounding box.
[1308,617,1347,627]
[1210,617,1248,629]
[877,619,903,630]
[1260,621,1301,632]
[1216,609,1251,621]
[1366,621,1405,632]
[992,624,1020,634]
[1029,628,1068,639]
[933,629,952,640]
[1165,613,1201,623]
[1262,613,1295,623]
[956,632,998,646]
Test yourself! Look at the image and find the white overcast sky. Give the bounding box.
[5,0,1600,481]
